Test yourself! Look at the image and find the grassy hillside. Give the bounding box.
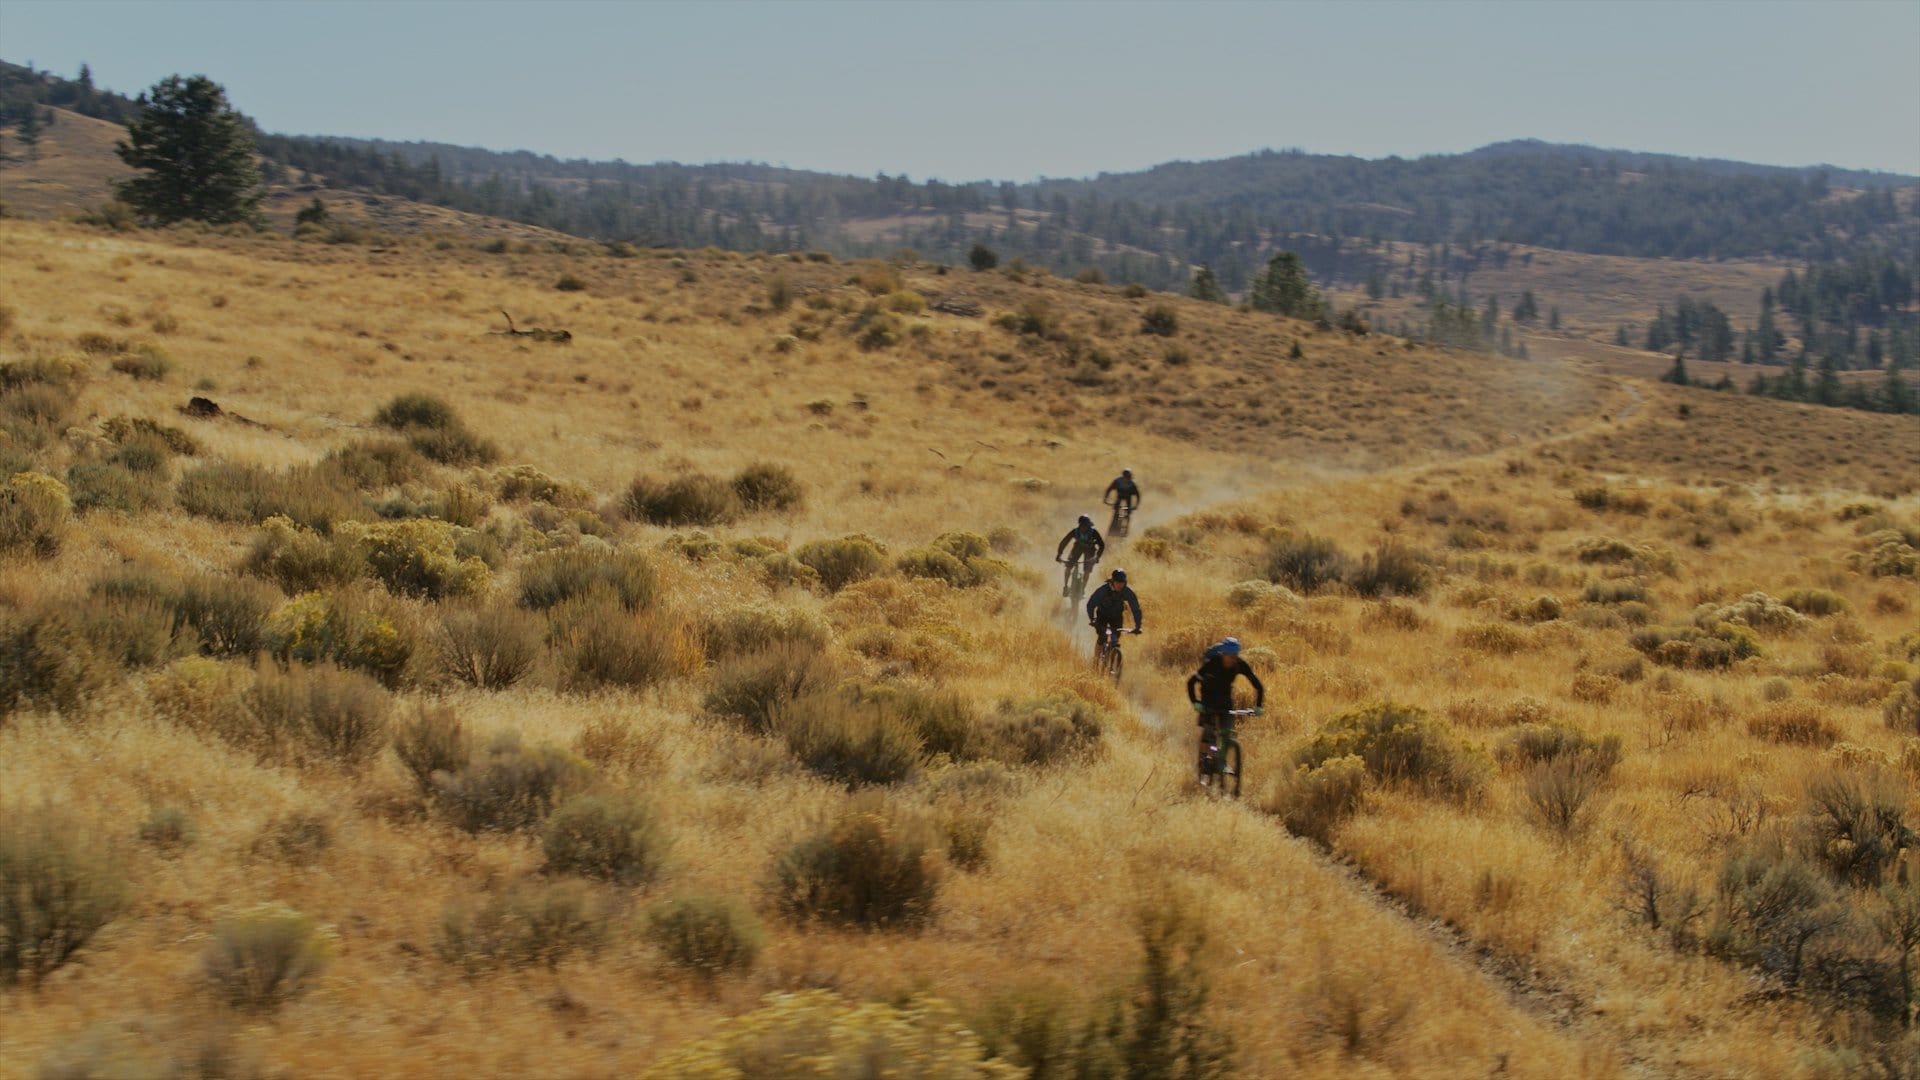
[3,217,1918,1077]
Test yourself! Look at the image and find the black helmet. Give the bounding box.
[1110,567,1127,582]
[1121,469,1133,478]
[1078,514,1093,527]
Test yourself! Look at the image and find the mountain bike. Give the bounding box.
[1105,497,1135,539]
[1058,555,1098,612]
[1195,707,1257,798]
[1092,623,1139,683]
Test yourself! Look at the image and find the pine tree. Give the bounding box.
[968,243,998,271]
[16,106,43,162]
[1814,355,1842,406]
[1663,353,1690,386]
[1249,252,1321,319]
[1883,366,1913,414]
[1189,265,1227,304]
[115,75,263,225]
[1548,306,1561,331]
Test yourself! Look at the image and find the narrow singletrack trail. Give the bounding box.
[1022,375,1681,1078]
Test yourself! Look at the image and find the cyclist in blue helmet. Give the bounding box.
[1187,637,1264,755]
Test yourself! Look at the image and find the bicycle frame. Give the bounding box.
[1196,707,1255,798]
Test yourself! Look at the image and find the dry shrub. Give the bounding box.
[1263,532,1350,594]
[1522,756,1608,837]
[246,660,393,768]
[436,880,608,974]
[145,656,252,737]
[0,806,129,985]
[705,642,840,734]
[1585,578,1649,604]
[243,515,364,593]
[985,694,1106,766]
[374,393,460,432]
[393,704,470,795]
[644,894,765,978]
[248,810,332,866]
[492,464,595,508]
[173,573,279,657]
[731,462,804,513]
[263,590,417,688]
[66,459,170,515]
[551,596,696,692]
[202,903,333,1010]
[1349,542,1432,598]
[1630,623,1761,669]
[773,690,924,786]
[1802,768,1911,888]
[72,588,190,670]
[336,518,490,600]
[1266,754,1370,844]
[1575,536,1675,573]
[796,534,888,591]
[1361,600,1427,632]
[699,601,830,656]
[1497,724,1622,777]
[1708,843,1837,987]
[624,473,741,526]
[1746,702,1840,747]
[1456,621,1530,655]
[1887,677,1920,734]
[1295,701,1486,801]
[435,604,542,690]
[770,793,944,928]
[541,793,668,886]
[176,461,367,532]
[433,732,588,832]
[1780,588,1849,618]
[321,438,426,490]
[1568,672,1618,704]
[0,606,115,718]
[1695,592,1810,635]
[0,471,71,556]
[137,806,196,855]
[373,394,498,465]
[517,545,656,612]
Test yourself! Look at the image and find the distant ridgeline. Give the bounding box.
[6,58,1916,293]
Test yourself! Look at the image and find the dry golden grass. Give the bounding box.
[3,214,1917,1077]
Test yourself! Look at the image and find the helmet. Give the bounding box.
[1110,567,1127,582]
[1078,514,1093,527]
[1214,637,1242,657]
[1121,469,1133,479]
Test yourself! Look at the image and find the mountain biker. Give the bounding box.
[1104,469,1140,513]
[1055,514,1105,597]
[1187,637,1263,761]
[1085,567,1142,650]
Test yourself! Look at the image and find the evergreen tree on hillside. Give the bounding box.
[1248,252,1322,319]
[115,75,262,226]
[16,105,43,162]
[1189,265,1228,304]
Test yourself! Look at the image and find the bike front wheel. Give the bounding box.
[1220,742,1242,798]
[1104,645,1123,683]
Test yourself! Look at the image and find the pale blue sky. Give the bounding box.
[4,0,1916,179]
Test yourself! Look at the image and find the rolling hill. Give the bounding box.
[2,207,1918,1076]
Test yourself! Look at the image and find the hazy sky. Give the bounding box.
[4,0,1917,180]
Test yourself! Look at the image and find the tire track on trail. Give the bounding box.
[1018,379,1680,1078]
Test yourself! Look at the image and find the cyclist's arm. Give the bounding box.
[1185,670,1202,705]
[1084,585,1102,623]
[1239,666,1265,708]
[1055,530,1073,558]
[1125,588,1142,630]
[1091,534,1105,559]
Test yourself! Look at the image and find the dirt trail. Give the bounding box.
[1021,375,1676,1078]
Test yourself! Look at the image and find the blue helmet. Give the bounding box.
[1212,637,1242,657]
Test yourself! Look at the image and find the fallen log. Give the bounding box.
[490,310,572,343]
